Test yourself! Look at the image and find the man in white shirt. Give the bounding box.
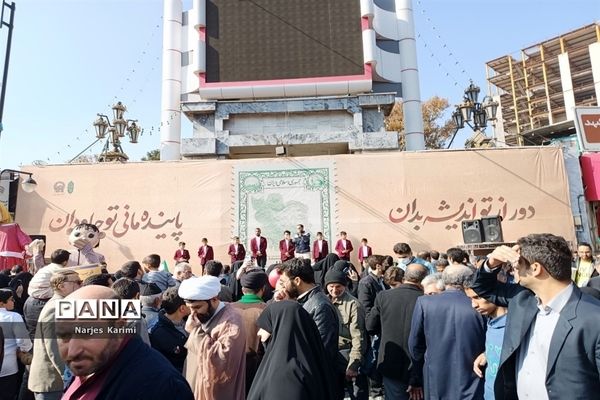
[312,232,329,263]
[251,228,268,268]
[358,238,372,269]
[471,233,600,400]
[0,288,33,399]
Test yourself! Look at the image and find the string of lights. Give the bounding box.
[39,15,176,165]
[414,0,472,88]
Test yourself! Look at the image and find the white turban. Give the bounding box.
[178,275,221,301]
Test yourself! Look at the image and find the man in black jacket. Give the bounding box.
[472,233,600,400]
[149,287,190,372]
[366,264,428,400]
[58,285,194,400]
[280,258,342,399]
[357,255,388,399]
[358,255,389,317]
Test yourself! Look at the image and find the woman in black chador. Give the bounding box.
[247,300,334,400]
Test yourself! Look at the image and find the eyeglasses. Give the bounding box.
[66,279,83,285]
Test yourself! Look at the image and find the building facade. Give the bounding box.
[486,22,600,246]
[160,0,425,160]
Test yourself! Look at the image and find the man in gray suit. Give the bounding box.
[472,233,600,400]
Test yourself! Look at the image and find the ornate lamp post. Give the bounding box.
[447,81,499,148]
[93,101,142,162]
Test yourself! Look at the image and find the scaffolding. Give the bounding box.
[486,23,600,145]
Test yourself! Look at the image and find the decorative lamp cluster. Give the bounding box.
[451,81,499,131]
[92,102,141,162]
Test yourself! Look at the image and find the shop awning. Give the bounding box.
[580,153,600,201]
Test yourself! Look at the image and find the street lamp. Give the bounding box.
[0,169,37,193]
[93,101,142,162]
[447,80,499,148]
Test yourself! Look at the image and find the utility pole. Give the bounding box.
[0,1,16,138]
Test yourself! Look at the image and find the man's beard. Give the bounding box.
[286,281,301,300]
[197,301,215,323]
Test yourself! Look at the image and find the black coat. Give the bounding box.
[9,272,33,315]
[472,267,600,400]
[357,273,387,317]
[312,253,339,288]
[228,260,245,301]
[148,311,188,373]
[297,286,340,366]
[66,335,194,400]
[248,301,335,400]
[366,284,423,384]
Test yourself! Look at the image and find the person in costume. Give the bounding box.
[66,223,106,267]
[0,203,32,272]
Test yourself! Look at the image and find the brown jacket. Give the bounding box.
[231,298,267,354]
[184,303,246,400]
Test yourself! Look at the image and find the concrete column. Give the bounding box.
[558,52,576,121]
[396,0,425,150]
[589,42,600,105]
[160,0,183,161]
[491,95,507,146]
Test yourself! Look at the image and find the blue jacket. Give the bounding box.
[293,232,311,253]
[409,289,486,399]
[149,311,188,373]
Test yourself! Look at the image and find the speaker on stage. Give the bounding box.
[481,216,503,243]
[462,219,483,244]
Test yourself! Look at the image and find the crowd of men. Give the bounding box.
[173,225,378,270]
[1,231,600,400]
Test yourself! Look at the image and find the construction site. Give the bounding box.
[486,22,599,145]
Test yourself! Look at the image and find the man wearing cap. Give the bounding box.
[326,268,368,400]
[139,282,162,326]
[179,275,246,400]
[231,270,268,395]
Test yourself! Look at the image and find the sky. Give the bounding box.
[0,0,597,170]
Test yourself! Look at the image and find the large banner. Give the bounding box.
[15,148,575,273]
[234,159,335,261]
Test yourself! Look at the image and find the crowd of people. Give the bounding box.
[173,225,388,271]
[1,229,600,400]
